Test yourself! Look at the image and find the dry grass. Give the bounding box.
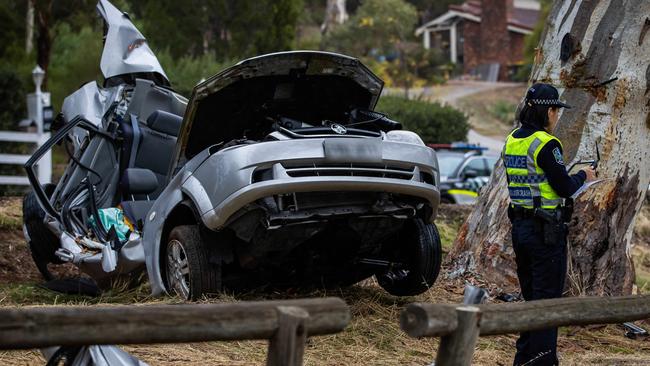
[1,197,650,365]
[632,245,650,294]
[436,204,473,252]
[634,201,650,243]
[633,199,650,294]
[0,197,22,231]
[1,280,648,365]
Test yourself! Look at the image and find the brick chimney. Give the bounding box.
[480,0,513,80]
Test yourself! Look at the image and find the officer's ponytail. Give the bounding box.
[519,102,550,130]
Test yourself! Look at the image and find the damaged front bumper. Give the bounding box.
[183,137,440,230]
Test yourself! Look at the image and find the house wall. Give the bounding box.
[480,0,513,80]
[462,21,482,74]
[463,27,527,81]
[426,0,531,80]
[509,32,526,64]
[460,0,528,81]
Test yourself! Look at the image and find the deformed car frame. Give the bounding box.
[23,0,443,300]
[147,51,443,299]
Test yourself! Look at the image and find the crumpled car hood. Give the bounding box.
[175,51,384,161]
[97,0,169,83]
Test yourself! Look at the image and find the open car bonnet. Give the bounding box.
[97,0,169,84]
[175,51,384,162]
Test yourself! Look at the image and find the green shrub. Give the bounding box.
[513,63,533,82]
[0,67,29,195]
[489,100,517,125]
[376,96,468,143]
[0,67,26,132]
[48,23,103,109]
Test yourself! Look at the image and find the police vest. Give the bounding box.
[503,130,563,209]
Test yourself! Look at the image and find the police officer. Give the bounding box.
[503,83,596,365]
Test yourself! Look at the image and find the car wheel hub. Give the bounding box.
[167,239,190,299]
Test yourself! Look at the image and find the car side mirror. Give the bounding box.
[463,169,479,179]
[120,168,159,196]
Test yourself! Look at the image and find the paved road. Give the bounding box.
[434,81,517,153]
[467,129,504,152]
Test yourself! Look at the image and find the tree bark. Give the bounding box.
[446,0,650,296]
[26,0,34,54]
[35,0,52,90]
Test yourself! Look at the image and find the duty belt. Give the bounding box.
[509,201,573,223]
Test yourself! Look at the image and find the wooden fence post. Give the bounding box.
[435,306,481,366]
[266,306,309,366]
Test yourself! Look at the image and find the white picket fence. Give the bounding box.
[0,130,51,186]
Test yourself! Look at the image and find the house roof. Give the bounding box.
[416,0,540,36]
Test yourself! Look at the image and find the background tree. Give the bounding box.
[135,0,208,59]
[446,0,650,296]
[322,0,442,94]
[0,1,27,63]
[405,0,463,24]
[130,0,303,60]
[323,0,416,56]
[32,0,96,89]
[227,0,303,57]
[515,0,553,81]
[26,0,34,53]
[0,0,35,127]
[320,0,348,34]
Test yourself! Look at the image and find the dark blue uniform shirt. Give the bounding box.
[512,125,586,198]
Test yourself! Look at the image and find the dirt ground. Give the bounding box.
[1,198,649,365]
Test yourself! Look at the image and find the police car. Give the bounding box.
[429,143,498,204]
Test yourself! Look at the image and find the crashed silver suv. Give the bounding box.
[23,0,442,300]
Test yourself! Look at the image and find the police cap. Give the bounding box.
[525,83,572,109]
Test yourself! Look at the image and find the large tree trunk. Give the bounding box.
[446,0,650,296]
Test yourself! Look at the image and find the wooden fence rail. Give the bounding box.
[0,297,349,366]
[0,130,51,186]
[400,294,650,366]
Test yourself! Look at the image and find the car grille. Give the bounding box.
[282,163,416,180]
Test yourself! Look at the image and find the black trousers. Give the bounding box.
[510,216,567,366]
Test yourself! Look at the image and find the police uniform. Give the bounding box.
[504,84,587,366]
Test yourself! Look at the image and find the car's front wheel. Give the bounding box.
[164,225,221,300]
[376,218,442,296]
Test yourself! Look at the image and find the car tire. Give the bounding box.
[376,218,442,296]
[23,184,62,281]
[164,225,221,300]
